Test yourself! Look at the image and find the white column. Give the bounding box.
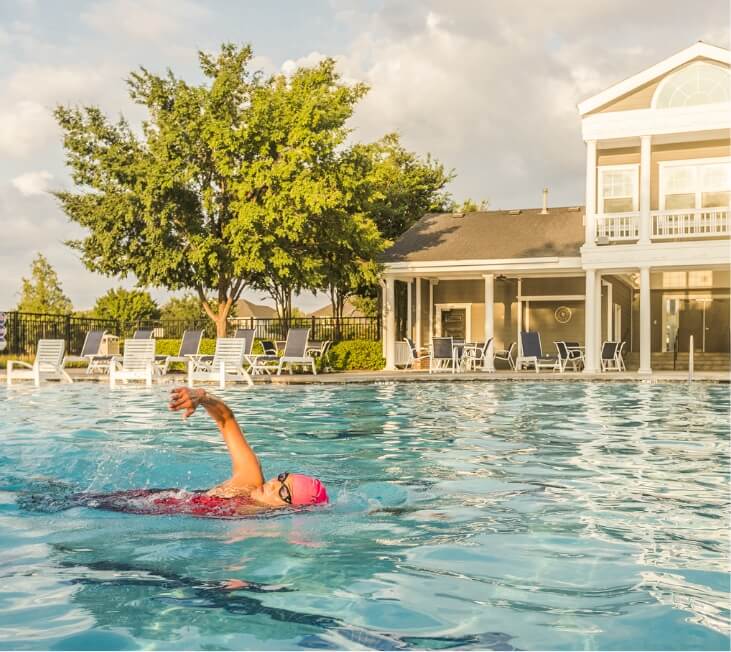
[483,274,495,371]
[384,277,396,370]
[639,266,652,374]
[415,278,422,349]
[584,269,597,373]
[639,135,651,244]
[605,281,613,341]
[585,140,597,246]
[406,279,412,340]
[516,278,522,354]
[429,280,435,343]
[595,271,603,370]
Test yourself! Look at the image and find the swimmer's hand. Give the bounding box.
[169,387,205,419]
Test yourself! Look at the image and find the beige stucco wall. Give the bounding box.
[589,58,729,114]
[596,139,730,211]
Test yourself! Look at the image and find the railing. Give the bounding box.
[595,212,639,241]
[228,316,380,342]
[652,207,729,239]
[0,311,381,356]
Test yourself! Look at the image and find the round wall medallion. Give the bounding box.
[554,306,572,324]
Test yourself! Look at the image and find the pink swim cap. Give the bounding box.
[287,474,329,506]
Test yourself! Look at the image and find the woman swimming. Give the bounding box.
[63,387,329,518]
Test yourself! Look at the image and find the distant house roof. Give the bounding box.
[379,207,585,264]
[308,298,365,318]
[234,299,278,318]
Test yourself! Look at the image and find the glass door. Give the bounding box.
[441,309,466,340]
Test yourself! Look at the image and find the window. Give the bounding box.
[660,159,731,210]
[598,165,638,213]
[654,61,731,109]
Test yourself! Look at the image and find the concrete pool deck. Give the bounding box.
[3,368,729,385]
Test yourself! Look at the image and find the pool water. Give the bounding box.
[0,381,728,650]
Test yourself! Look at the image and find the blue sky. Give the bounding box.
[1,0,728,311]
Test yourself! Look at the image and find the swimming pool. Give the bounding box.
[0,381,728,650]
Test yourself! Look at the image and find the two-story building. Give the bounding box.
[379,41,730,373]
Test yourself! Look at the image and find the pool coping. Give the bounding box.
[2,368,729,385]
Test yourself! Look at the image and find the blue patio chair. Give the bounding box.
[517,331,559,372]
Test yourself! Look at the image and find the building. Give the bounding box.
[234,299,278,319]
[380,42,730,373]
[308,299,366,318]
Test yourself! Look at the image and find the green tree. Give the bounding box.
[448,198,489,212]
[229,58,369,326]
[17,253,73,314]
[55,44,263,336]
[93,288,160,323]
[362,133,454,240]
[159,293,207,322]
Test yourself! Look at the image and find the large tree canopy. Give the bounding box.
[55,43,453,332]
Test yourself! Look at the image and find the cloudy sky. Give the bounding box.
[1,0,728,312]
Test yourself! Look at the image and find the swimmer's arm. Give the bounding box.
[169,387,265,488]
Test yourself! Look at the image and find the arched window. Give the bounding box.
[653,61,730,108]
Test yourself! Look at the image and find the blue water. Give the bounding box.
[0,381,729,650]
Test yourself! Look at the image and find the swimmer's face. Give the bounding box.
[249,476,292,508]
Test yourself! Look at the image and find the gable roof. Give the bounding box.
[234,299,278,318]
[578,41,731,116]
[379,207,585,264]
[308,299,365,318]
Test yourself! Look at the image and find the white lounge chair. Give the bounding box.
[7,339,72,386]
[276,328,316,375]
[554,341,584,373]
[187,338,253,388]
[64,329,115,374]
[110,339,156,387]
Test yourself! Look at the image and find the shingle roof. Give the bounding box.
[379,207,585,263]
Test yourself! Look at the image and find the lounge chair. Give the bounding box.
[429,336,455,373]
[403,337,429,369]
[133,329,154,339]
[154,329,203,375]
[600,341,622,372]
[494,342,516,370]
[462,338,493,372]
[109,339,156,387]
[554,341,584,373]
[64,329,113,374]
[517,331,559,372]
[187,338,253,388]
[307,340,333,372]
[7,339,73,386]
[276,328,316,375]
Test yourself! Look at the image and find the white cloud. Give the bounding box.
[0,100,57,157]
[11,170,53,196]
[281,51,328,76]
[81,0,210,41]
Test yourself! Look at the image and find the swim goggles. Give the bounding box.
[277,472,292,504]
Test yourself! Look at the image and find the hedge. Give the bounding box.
[0,338,385,372]
[328,340,384,371]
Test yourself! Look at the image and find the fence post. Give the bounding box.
[64,314,71,353]
[311,316,316,340]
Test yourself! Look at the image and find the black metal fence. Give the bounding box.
[0,311,381,356]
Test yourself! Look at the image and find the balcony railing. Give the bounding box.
[595,212,639,241]
[652,207,729,239]
[594,207,730,243]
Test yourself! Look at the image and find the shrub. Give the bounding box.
[328,340,384,371]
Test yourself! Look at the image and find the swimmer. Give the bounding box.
[168,386,328,509]
[31,387,330,518]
